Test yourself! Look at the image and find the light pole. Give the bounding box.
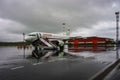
[62,23,70,36]
[115,11,119,59]
[62,23,66,35]
[23,33,25,42]
[22,33,25,58]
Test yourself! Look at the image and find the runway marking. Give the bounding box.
[48,60,56,62]
[58,58,66,60]
[11,66,24,70]
[48,58,67,62]
[33,62,43,65]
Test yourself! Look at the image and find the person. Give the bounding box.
[58,40,64,57]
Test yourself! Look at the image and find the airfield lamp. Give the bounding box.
[22,33,26,58]
[115,11,119,59]
[23,33,25,42]
[62,23,66,25]
[62,23,66,35]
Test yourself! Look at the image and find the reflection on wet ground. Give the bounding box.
[0,46,119,80]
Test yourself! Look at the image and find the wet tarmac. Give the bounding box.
[109,70,120,80]
[0,46,119,80]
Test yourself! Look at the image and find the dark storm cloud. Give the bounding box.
[0,0,120,41]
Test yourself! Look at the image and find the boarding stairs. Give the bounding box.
[37,33,58,50]
[32,33,59,59]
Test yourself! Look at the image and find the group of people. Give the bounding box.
[55,40,65,57]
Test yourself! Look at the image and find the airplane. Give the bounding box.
[24,32,70,58]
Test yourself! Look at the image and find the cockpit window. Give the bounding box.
[28,34,36,36]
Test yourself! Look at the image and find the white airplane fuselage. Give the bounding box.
[25,32,69,43]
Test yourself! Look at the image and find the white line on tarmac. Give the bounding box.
[11,66,24,70]
[33,62,43,65]
[48,60,56,62]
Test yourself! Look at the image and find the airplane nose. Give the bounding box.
[24,36,29,42]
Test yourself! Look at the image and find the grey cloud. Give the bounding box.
[0,18,27,41]
[0,0,120,41]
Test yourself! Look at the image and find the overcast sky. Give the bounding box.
[0,0,120,42]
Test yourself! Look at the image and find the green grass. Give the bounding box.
[0,42,27,46]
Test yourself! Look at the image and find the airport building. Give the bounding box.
[68,36,115,51]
